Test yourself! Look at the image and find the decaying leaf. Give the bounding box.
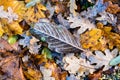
[0,38,20,52]
[67,15,95,34]
[30,22,85,53]
[24,3,46,24]
[63,54,94,75]
[88,48,118,71]
[23,67,42,80]
[106,1,120,14]
[88,70,103,80]
[0,56,25,80]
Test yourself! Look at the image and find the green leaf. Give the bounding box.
[42,48,52,59]
[8,35,18,44]
[109,55,120,66]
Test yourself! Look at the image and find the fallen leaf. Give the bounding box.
[42,48,52,59]
[24,3,46,24]
[80,0,108,18]
[40,66,55,80]
[23,67,42,80]
[106,1,120,14]
[63,54,94,75]
[88,48,118,71]
[29,37,41,54]
[44,62,68,80]
[69,0,78,16]
[0,0,26,22]
[68,15,95,34]
[0,38,20,52]
[96,11,117,25]
[81,23,120,50]
[0,6,18,23]
[88,70,103,80]
[0,56,25,80]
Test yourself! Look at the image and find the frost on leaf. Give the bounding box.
[0,6,18,23]
[67,15,95,34]
[29,37,41,54]
[96,11,117,25]
[80,0,108,18]
[19,35,41,54]
[63,54,94,75]
[0,0,26,22]
[69,0,78,16]
[88,48,118,71]
[19,34,31,48]
[40,66,55,80]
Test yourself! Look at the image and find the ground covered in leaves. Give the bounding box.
[1,0,120,80]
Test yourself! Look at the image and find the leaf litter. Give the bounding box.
[0,0,120,80]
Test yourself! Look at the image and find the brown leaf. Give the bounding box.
[106,1,120,14]
[23,67,42,80]
[88,70,103,80]
[0,38,20,52]
[0,56,25,80]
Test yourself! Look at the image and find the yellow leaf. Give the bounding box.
[24,3,46,24]
[23,67,42,80]
[0,23,4,37]
[8,22,23,35]
[81,23,120,51]
[0,0,26,22]
[80,29,106,51]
